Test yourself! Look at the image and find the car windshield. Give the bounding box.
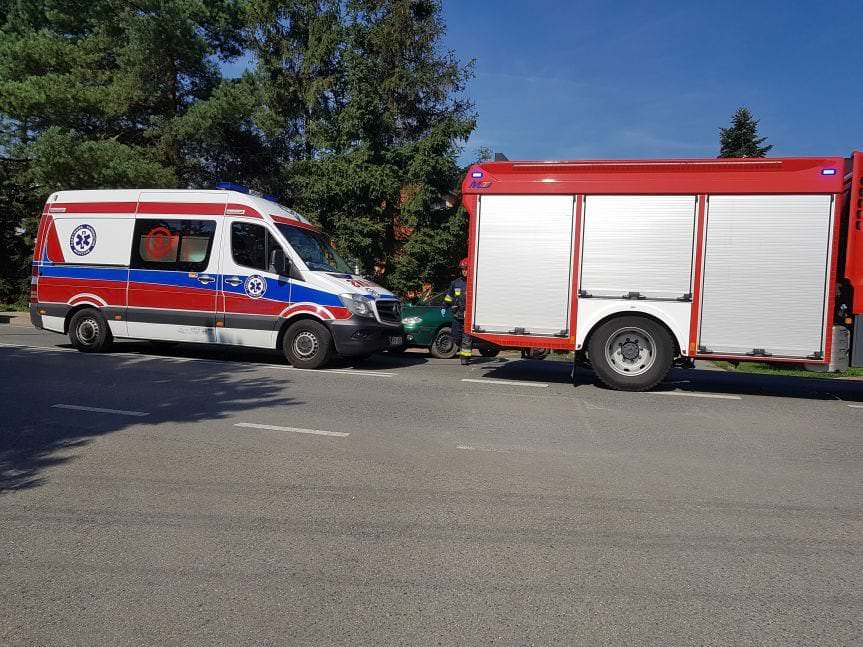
[275,223,351,273]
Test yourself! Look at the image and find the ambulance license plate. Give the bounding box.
[389,336,404,347]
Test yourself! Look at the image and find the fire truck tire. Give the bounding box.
[587,316,673,391]
[283,319,333,369]
[69,308,113,353]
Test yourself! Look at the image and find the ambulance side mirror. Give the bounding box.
[269,248,289,276]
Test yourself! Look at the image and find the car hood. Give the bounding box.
[315,272,398,300]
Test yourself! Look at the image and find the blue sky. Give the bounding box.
[223,2,861,163]
[441,1,861,162]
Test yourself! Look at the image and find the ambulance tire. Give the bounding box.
[283,319,333,369]
[587,316,673,392]
[69,308,113,353]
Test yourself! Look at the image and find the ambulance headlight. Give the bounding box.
[340,293,374,318]
[401,316,423,325]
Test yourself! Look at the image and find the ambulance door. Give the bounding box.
[218,219,291,348]
[127,192,225,343]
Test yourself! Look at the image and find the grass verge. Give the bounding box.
[712,361,863,379]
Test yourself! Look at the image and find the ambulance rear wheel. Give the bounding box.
[69,308,113,353]
[587,316,673,392]
[283,319,332,369]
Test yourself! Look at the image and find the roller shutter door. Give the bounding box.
[473,195,575,335]
[698,194,833,358]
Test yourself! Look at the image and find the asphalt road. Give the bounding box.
[1,327,862,646]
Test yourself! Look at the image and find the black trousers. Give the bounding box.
[451,317,472,357]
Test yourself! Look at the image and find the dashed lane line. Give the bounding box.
[264,365,396,377]
[461,378,549,388]
[648,391,742,400]
[52,403,149,417]
[848,404,863,409]
[234,422,349,437]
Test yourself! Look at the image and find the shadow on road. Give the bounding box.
[0,346,299,492]
[477,359,863,402]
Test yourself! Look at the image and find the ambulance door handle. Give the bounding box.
[224,276,242,287]
[197,275,215,285]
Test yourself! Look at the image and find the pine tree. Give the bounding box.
[298,0,475,293]
[719,107,773,158]
[0,0,268,305]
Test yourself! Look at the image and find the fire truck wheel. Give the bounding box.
[283,319,333,369]
[69,308,113,353]
[588,316,673,391]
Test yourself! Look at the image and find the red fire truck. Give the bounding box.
[460,153,863,391]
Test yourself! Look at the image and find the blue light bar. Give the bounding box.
[216,181,250,193]
[821,169,837,176]
[471,170,484,178]
[263,194,279,202]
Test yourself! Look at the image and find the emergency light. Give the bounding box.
[216,181,251,193]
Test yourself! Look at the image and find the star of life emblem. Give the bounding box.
[70,224,97,256]
[244,274,267,299]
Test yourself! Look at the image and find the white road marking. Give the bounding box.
[234,422,349,437]
[649,391,742,400]
[461,378,549,388]
[848,404,863,409]
[1,342,397,376]
[0,342,73,352]
[52,403,149,417]
[265,365,396,377]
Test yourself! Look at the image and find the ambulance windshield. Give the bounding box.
[275,223,351,274]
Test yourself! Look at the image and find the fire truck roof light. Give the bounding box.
[821,169,837,176]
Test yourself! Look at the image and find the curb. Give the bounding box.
[0,312,31,328]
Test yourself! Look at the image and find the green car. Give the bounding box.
[396,291,500,359]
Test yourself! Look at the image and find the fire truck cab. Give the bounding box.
[29,184,405,368]
[461,153,863,390]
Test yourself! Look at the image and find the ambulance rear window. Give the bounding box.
[131,219,216,272]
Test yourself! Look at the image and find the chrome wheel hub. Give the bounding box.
[293,331,319,359]
[605,327,656,376]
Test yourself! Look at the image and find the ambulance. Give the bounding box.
[461,153,863,391]
[29,184,405,368]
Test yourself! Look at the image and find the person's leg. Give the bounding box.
[459,333,473,365]
[451,317,463,353]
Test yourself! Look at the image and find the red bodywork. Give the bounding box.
[461,154,863,360]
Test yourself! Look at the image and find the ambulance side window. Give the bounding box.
[231,222,282,272]
[131,219,216,272]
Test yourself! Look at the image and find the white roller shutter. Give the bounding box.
[580,195,697,299]
[473,195,575,335]
[698,194,833,358]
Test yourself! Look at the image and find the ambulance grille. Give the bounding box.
[375,299,402,324]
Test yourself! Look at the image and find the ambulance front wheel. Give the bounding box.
[283,319,333,369]
[587,315,673,392]
[69,308,113,353]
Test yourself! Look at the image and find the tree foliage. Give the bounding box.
[0,0,475,304]
[719,107,773,158]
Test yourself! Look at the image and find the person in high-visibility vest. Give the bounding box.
[444,258,472,365]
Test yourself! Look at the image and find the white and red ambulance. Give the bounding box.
[29,183,404,368]
[461,153,863,390]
